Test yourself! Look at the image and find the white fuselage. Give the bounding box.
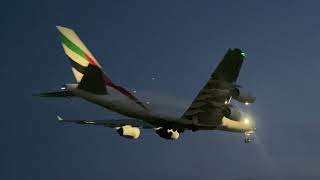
[66,84,254,133]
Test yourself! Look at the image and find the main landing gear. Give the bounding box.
[244,131,254,143]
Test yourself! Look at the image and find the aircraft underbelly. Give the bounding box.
[68,85,183,121]
[70,87,148,118]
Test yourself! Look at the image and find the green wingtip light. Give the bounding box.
[241,52,246,57]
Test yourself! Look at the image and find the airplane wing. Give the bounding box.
[211,49,245,83]
[182,49,245,127]
[57,116,154,129]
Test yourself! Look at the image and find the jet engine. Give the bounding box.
[225,107,242,121]
[155,128,180,140]
[116,125,140,139]
[232,87,256,104]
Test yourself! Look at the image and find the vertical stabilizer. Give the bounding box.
[56,26,102,82]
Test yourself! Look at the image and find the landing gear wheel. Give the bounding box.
[244,131,254,143]
[244,138,251,143]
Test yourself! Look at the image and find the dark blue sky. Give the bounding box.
[2,1,320,179]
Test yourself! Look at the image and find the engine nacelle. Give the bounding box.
[225,107,242,121]
[232,87,256,104]
[155,128,180,140]
[116,125,140,139]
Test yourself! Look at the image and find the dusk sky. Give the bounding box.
[2,1,320,179]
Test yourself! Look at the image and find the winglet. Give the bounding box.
[57,115,64,122]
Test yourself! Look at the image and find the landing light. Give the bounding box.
[244,118,250,124]
[245,102,249,106]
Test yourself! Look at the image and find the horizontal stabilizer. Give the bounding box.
[33,91,74,97]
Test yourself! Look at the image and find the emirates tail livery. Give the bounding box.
[35,26,256,143]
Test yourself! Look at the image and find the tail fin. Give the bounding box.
[56,26,103,82]
[55,26,146,108]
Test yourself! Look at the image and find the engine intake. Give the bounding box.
[155,128,179,140]
[232,87,256,104]
[225,107,242,121]
[116,125,140,139]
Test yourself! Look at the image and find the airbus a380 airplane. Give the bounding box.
[35,26,257,143]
